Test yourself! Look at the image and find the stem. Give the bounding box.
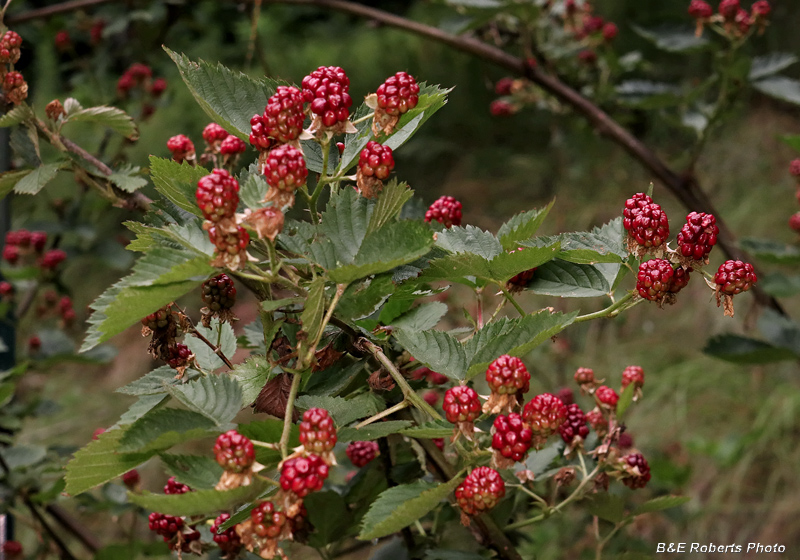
[23,497,77,560]
[595,521,626,560]
[309,139,332,215]
[574,292,636,323]
[355,400,410,428]
[499,286,525,317]
[189,326,234,370]
[280,372,302,459]
[476,288,484,329]
[351,111,375,125]
[302,283,346,367]
[358,339,443,421]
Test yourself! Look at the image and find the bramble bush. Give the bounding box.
[2,1,800,559]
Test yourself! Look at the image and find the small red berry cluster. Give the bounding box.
[194,168,249,270]
[167,122,246,167]
[148,477,201,554]
[53,18,108,53]
[0,30,27,106]
[116,63,167,120]
[3,229,55,268]
[688,0,771,38]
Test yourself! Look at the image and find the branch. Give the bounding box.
[188,325,235,370]
[45,504,102,552]
[5,0,115,24]
[260,0,783,314]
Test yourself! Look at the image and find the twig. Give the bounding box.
[279,371,302,458]
[499,285,525,317]
[5,0,114,23]
[355,400,410,429]
[45,504,101,552]
[23,496,77,560]
[188,326,235,370]
[574,291,637,323]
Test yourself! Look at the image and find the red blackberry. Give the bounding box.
[166,343,192,369]
[376,71,420,116]
[425,196,463,228]
[249,114,275,151]
[280,454,329,497]
[141,306,174,331]
[262,85,306,143]
[443,385,481,423]
[689,0,713,18]
[495,77,514,95]
[636,259,674,302]
[122,469,140,488]
[491,413,534,462]
[301,66,353,128]
[196,169,240,223]
[522,393,568,443]
[0,30,22,64]
[166,134,195,164]
[54,30,70,51]
[602,22,618,41]
[28,336,41,352]
[734,8,751,33]
[620,453,651,489]
[623,193,669,252]
[677,212,718,261]
[358,141,395,181]
[3,245,19,265]
[2,541,22,556]
[790,159,800,177]
[3,71,27,105]
[557,387,574,406]
[39,249,67,270]
[715,260,757,295]
[751,0,771,17]
[164,476,191,495]
[346,440,380,468]
[299,408,337,454]
[586,409,608,435]
[150,78,167,97]
[208,224,250,269]
[486,355,530,396]
[336,142,344,154]
[220,135,247,155]
[7,230,30,247]
[203,123,229,146]
[790,213,800,233]
[423,391,439,406]
[251,501,287,539]
[214,430,255,473]
[202,274,237,311]
[596,385,619,410]
[574,367,595,386]
[211,513,242,554]
[455,467,506,516]
[618,432,634,450]
[558,404,590,445]
[577,50,598,65]
[0,281,13,298]
[148,512,184,538]
[507,247,537,288]
[433,438,444,450]
[718,0,739,19]
[490,100,514,117]
[262,144,309,192]
[669,266,690,294]
[621,366,645,390]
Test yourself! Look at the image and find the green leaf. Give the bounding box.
[13,162,62,195]
[529,260,610,297]
[367,180,414,235]
[487,242,561,283]
[295,393,384,427]
[546,218,626,264]
[758,308,800,355]
[615,80,681,109]
[329,221,434,284]
[390,302,448,331]
[238,419,300,466]
[436,225,502,259]
[239,167,268,209]
[781,134,800,152]
[760,272,800,298]
[109,165,148,193]
[321,186,371,264]
[116,366,182,396]
[358,476,463,540]
[0,103,34,127]
[118,408,218,453]
[497,200,555,250]
[232,355,274,407]
[523,442,562,476]
[160,454,224,490]
[749,53,798,81]
[0,169,32,200]
[632,495,691,516]
[184,319,237,371]
[298,277,327,361]
[128,478,272,516]
[399,420,453,439]
[753,76,800,106]
[740,237,800,264]
[63,105,138,139]
[166,374,242,426]
[338,421,412,442]
[115,394,168,427]
[616,381,636,418]
[1,445,46,469]
[585,493,626,523]
[631,24,709,52]
[338,274,396,321]
[165,47,286,139]
[148,156,207,217]
[394,328,468,381]
[422,252,492,282]
[424,551,486,560]
[305,491,353,547]
[65,428,156,496]
[703,335,796,363]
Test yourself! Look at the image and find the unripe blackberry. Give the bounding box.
[2,541,22,557]
[358,141,395,181]
[486,355,530,396]
[620,453,651,489]
[558,404,590,445]
[602,22,618,41]
[577,49,598,65]
[299,408,337,454]
[220,135,247,155]
[557,387,574,405]
[59,296,73,313]
[618,432,634,450]
[302,66,353,128]
[346,440,380,468]
[54,30,71,51]
[433,438,445,450]
[7,230,31,247]
[425,196,463,228]
[736,7,750,33]
[166,343,192,370]
[207,224,250,268]
[495,77,514,95]
[751,0,771,17]
[336,142,344,154]
[790,159,800,177]
[31,231,47,252]
[122,469,140,488]
[251,501,286,539]
[596,385,619,410]
[443,385,481,424]
[211,513,242,554]
[28,336,41,352]
[166,134,195,163]
[202,274,237,311]
[522,393,568,443]
[574,367,595,386]
[0,30,22,64]
[164,476,191,495]
[263,86,306,143]
[623,193,669,253]
[669,266,690,294]
[150,78,167,97]
[455,467,506,516]
[491,413,533,462]
[718,0,739,19]
[621,366,645,390]
[249,114,275,151]
[3,245,19,265]
[40,249,67,270]
[0,281,13,298]
[677,212,718,261]
[3,71,27,105]
[280,454,329,497]
[586,409,608,435]
[790,213,800,233]
[423,391,439,406]
[203,123,229,146]
[117,73,135,96]
[490,100,514,117]
[689,0,713,18]
[141,306,173,331]
[148,512,184,538]
[715,260,757,295]
[214,430,255,473]
[262,144,309,192]
[196,169,240,223]
[636,259,674,302]
[376,71,420,116]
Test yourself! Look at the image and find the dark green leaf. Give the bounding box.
[758,308,800,355]
[749,53,798,81]
[63,105,138,139]
[0,103,33,127]
[298,277,327,361]
[238,419,300,466]
[436,225,502,259]
[232,356,274,407]
[703,335,796,363]
[128,478,272,516]
[399,420,453,439]
[166,374,242,425]
[585,493,626,523]
[424,551,486,560]
[13,163,62,195]
[390,302,448,331]
[497,201,555,250]
[184,319,237,371]
[306,491,353,547]
[322,187,371,265]
[295,393,384,427]
[118,408,218,453]
[394,328,468,381]
[740,237,800,264]
[115,394,168,427]
[1,445,46,469]
[632,495,690,516]
[116,366,182,396]
[0,169,32,200]
[781,134,800,152]
[160,454,224,490]
[338,421,413,442]
[759,272,800,298]
[753,76,800,106]
[616,381,636,418]
[338,274,396,321]
[367,180,414,235]
[148,156,207,217]
[615,80,681,109]
[523,442,562,476]
[632,24,709,52]
[487,242,561,282]
[109,165,148,193]
[529,260,610,297]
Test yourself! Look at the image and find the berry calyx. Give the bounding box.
[346,440,380,468]
[220,135,247,155]
[425,196,463,228]
[677,212,718,262]
[358,141,395,181]
[202,274,237,311]
[164,476,191,495]
[298,407,337,454]
[280,454,329,497]
[214,430,255,473]
[302,66,353,128]
[443,385,481,423]
[620,453,651,489]
[262,85,306,143]
[595,385,619,410]
[636,259,674,303]
[376,71,420,116]
[455,467,506,516]
[166,134,195,164]
[262,144,309,192]
[558,404,590,446]
[623,193,669,255]
[211,513,242,554]
[522,393,568,445]
[486,355,530,396]
[196,169,240,223]
[250,501,287,539]
[203,123,229,146]
[491,413,534,463]
[714,260,757,295]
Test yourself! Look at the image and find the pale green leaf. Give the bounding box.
[616,381,636,417]
[64,105,138,139]
[128,478,272,516]
[749,53,798,81]
[390,302,448,331]
[166,374,242,425]
[585,493,626,523]
[436,225,502,259]
[160,454,224,490]
[367,180,414,235]
[338,275,395,321]
[13,163,62,195]
[0,103,34,127]
[232,355,275,407]
[184,319,237,371]
[0,169,32,200]
[116,366,183,396]
[753,76,800,106]
[529,260,610,297]
[148,156,207,217]
[632,495,691,516]
[497,200,555,249]
[117,408,218,453]
[399,420,453,439]
[394,328,468,381]
[298,277,327,361]
[631,24,709,52]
